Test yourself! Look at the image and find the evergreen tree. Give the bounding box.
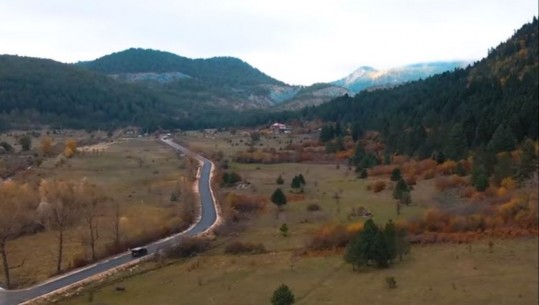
[516,139,538,181]
[298,174,306,186]
[487,125,517,153]
[290,176,301,191]
[445,123,468,160]
[493,152,513,184]
[372,231,390,268]
[276,175,284,185]
[271,284,295,305]
[344,231,365,270]
[471,163,490,191]
[360,219,379,262]
[18,136,31,151]
[351,122,363,142]
[395,228,410,261]
[392,178,410,200]
[271,188,287,210]
[319,125,333,143]
[390,168,402,181]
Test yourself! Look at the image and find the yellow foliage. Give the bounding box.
[500,177,517,191]
[65,139,77,153]
[40,137,54,156]
[64,147,75,158]
[437,160,456,175]
[346,222,363,233]
[497,187,508,197]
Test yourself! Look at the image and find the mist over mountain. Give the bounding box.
[332,61,471,93]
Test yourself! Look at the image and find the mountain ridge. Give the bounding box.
[332,61,471,93]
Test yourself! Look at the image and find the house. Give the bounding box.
[270,123,288,134]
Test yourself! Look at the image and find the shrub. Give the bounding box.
[385,276,397,289]
[224,241,266,254]
[307,203,321,211]
[372,181,386,193]
[165,237,210,258]
[307,224,353,251]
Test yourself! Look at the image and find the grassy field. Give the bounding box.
[54,237,538,305]
[1,137,190,287]
[16,130,537,304]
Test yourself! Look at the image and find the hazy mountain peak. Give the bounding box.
[334,61,471,93]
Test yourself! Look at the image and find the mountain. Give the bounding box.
[303,17,538,157]
[0,55,186,130]
[332,61,470,93]
[77,48,348,109]
[77,48,284,88]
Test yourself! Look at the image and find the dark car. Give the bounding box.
[131,247,148,258]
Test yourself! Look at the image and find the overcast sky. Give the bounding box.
[0,0,537,85]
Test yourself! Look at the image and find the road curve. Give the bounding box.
[0,137,219,305]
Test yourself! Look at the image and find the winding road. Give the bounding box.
[0,137,219,305]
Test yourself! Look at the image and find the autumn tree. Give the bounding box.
[38,179,81,274]
[64,139,77,158]
[271,188,287,210]
[40,136,54,156]
[0,181,38,288]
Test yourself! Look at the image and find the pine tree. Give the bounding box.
[392,178,410,200]
[390,168,402,181]
[372,231,390,268]
[276,175,284,185]
[290,176,301,191]
[445,123,468,160]
[271,284,295,305]
[516,139,538,181]
[271,188,287,210]
[487,125,517,153]
[298,174,306,186]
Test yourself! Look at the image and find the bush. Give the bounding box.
[307,203,321,211]
[165,237,210,258]
[224,241,266,254]
[371,181,386,193]
[307,224,353,251]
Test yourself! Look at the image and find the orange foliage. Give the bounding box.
[434,175,468,191]
[371,181,386,193]
[437,160,456,175]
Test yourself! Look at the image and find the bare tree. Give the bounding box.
[110,200,122,251]
[77,180,106,262]
[0,181,38,288]
[38,179,80,274]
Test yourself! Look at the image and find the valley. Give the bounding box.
[0,11,537,305]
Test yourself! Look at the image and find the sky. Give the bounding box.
[0,0,537,85]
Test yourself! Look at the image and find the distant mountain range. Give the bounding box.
[0,47,477,130]
[332,61,471,93]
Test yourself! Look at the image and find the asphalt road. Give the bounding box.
[0,137,218,305]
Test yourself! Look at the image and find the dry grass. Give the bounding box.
[1,138,190,287]
[54,237,538,305]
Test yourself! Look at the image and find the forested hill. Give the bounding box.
[77,48,284,87]
[0,55,187,130]
[301,17,538,157]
